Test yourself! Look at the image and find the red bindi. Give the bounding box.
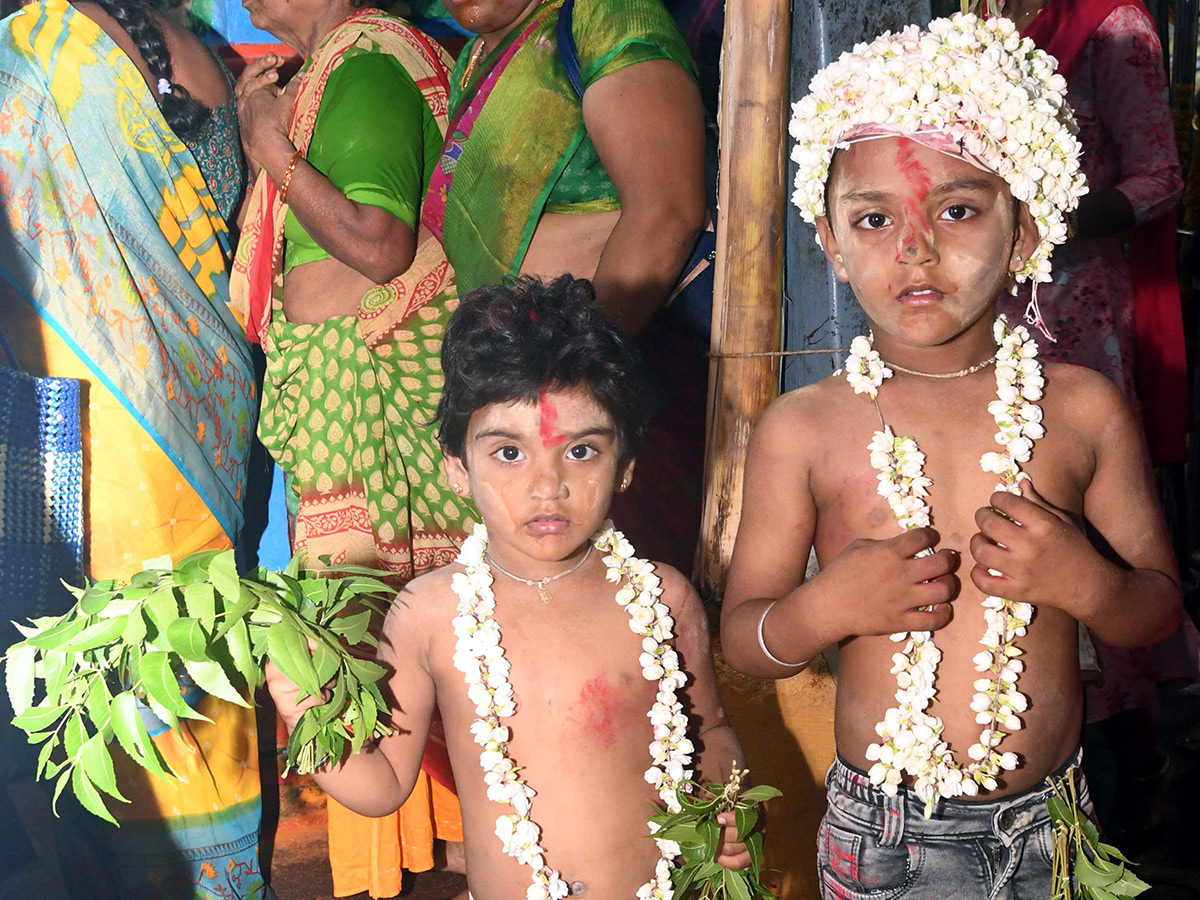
[538,391,566,448]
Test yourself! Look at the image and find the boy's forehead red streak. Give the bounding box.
[895,137,934,263]
[538,391,566,448]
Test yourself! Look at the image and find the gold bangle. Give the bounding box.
[279,149,302,204]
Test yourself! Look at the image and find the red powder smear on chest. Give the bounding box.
[538,390,566,448]
[574,673,617,749]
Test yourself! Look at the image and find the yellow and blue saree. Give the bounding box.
[0,1,262,896]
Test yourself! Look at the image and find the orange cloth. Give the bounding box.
[327,773,463,897]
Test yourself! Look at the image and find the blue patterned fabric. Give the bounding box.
[0,329,82,623]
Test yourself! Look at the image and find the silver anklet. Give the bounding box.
[757,600,809,668]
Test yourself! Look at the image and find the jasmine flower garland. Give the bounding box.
[845,316,1042,816]
[450,523,694,900]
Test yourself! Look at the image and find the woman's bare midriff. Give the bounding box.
[282,257,376,323]
[519,209,620,280]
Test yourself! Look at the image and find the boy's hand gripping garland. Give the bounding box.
[789,13,1087,335]
[845,316,1042,815]
[452,523,775,900]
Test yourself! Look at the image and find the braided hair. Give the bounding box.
[80,0,212,141]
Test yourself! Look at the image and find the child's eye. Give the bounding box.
[855,212,891,230]
[940,204,975,221]
[567,444,597,461]
[493,445,525,462]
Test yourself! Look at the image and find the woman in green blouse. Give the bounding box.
[231,0,472,892]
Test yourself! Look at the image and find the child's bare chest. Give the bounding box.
[436,595,661,759]
[812,387,1087,560]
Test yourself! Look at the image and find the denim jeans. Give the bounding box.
[817,751,1090,900]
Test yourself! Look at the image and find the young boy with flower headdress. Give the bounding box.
[720,13,1182,899]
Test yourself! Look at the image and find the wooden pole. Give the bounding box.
[696,0,789,597]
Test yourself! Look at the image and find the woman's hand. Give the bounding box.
[236,53,296,175]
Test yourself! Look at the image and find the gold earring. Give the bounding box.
[453,484,463,495]
[619,479,630,491]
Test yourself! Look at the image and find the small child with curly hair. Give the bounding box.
[267,275,750,899]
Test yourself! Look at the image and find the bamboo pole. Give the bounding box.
[696,0,789,597]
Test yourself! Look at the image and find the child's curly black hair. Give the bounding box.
[436,275,659,467]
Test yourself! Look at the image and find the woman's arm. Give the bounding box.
[583,58,706,334]
[237,56,420,284]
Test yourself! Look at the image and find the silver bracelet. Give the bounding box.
[757,600,809,668]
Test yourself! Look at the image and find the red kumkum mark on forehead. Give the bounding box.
[896,136,932,199]
[538,390,566,448]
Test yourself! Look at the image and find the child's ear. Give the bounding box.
[443,453,470,498]
[1009,201,1040,273]
[616,459,636,493]
[815,216,850,283]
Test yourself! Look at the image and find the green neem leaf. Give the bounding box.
[734,804,759,842]
[283,551,304,580]
[109,691,146,764]
[58,616,127,652]
[697,817,719,861]
[64,713,86,759]
[724,867,754,900]
[183,583,217,625]
[97,596,143,619]
[36,735,59,779]
[80,734,126,802]
[122,610,147,646]
[207,551,241,604]
[266,622,322,698]
[71,761,117,825]
[310,639,340,687]
[84,678,113,728]
[12,703,69,732]
[656,821,703,844]
[746,831,763,876]
[142,586,182,640]
[27,615,88,650]
[316,674,349,727]
[212,585,256,641]
[346,656,386,685]
[139,651,208,722]
[1075,853,1119,888]
[737,785,783,804]
[180,658,250,707]
[174,549,224,585]
[5,643,36,717]
[166,618,209,662]
[79,585,117,616]
[1046,796,1071,825]
[109,691,175,779]
[222,618,257,687]
[51,765,73,814]
[327,611,373,646]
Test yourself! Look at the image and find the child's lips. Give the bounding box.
[526,515,570,535]
[897,284,945,306]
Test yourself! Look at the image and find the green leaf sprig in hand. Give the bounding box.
[1047,765,1150,900]
[649,763,782,900]
[2,549,396,823]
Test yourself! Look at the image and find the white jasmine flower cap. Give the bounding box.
[789,12,1087,288]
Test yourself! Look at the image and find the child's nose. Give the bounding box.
[898,222,938,265]
[529,465,568,500]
